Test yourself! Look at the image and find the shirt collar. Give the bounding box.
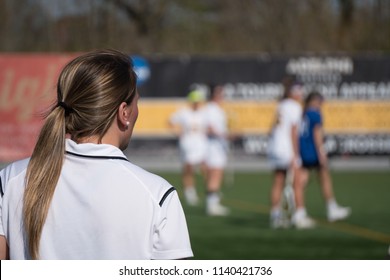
[65,139,128,161]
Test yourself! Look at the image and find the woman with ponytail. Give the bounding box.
[0,49,193,260]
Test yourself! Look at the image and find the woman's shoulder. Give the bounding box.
[119,161,176,203]
[279,98,301,114]
[0,158,30,182]
[0,158,30,195]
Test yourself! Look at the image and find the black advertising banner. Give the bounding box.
[131,54,390,156]
[137,55,390,100]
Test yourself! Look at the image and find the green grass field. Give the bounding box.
[156,170,390,260]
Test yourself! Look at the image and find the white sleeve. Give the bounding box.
[0,159,29,237]
[170,109,183,125]
[152,189,193,259]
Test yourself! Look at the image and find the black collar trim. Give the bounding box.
[66,151,128,162]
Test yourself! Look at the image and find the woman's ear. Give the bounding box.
[117,102,130,130]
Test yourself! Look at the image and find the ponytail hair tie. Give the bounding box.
[57,101,74,115]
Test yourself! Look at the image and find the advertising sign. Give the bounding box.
[1,54,390,162]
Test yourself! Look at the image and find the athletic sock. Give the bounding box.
[327,198,338,211]
[185,186,196,195]
[270,206,282,219]
[293,207,307,220]
[184,186,198,205]
[207,192,220,207]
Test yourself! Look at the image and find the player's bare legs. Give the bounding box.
[318,166,351,222]
[182,163,199,206]
[291,167,316,229]
[200,162,208,183]
[294,168,309,210]
[270,170,288,228]
[207,168,223,192]
[318,166,334,201]
[183,163,195,190]
[206,167,229,216]
[270,170,286,211]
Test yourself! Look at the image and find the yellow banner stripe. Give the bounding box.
[134,100,390,136]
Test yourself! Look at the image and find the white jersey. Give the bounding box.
[268,98,302,168]
[170,106,208,164]
[0,139,193,260]
[204,102,229,168]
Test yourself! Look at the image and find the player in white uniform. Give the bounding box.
[169,90,208,206]
[204,85,230,216]
[0,50,193,260]
[267,80,303,228]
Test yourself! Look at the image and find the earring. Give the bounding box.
[125,121,130,129]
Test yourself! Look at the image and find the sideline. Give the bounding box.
[224,198,390,245]
[1,156,389,172]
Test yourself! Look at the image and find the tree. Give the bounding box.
[0,0,389,53]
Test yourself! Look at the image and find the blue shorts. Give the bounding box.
[302,159,321,169]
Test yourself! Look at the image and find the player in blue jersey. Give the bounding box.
[292,91,351,229]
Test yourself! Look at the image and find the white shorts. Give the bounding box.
[267,152,292,170]
[205,140,228,169]
[179,136,207,165]
[180,146,206,165]
[267,136,293,170]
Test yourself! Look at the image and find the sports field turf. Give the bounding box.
[156,170,390,260]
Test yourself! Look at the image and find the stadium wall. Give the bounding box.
[1,53,390,163]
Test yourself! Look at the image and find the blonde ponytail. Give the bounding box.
[24,106,66,259]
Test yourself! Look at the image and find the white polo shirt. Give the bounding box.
[0,139,193,260]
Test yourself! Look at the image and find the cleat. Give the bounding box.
[207,204,230,216]
[270,217,291,229]
[184,188,199,206]
[270,211,291,229]
[327,205,351,222]
[293,215,316,229]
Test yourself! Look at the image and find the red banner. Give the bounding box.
[0,54,75,161]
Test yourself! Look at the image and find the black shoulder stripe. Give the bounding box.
[159,187,176,207]
[0,176,3,197]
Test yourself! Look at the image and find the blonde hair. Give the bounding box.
[23,49,137,259]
